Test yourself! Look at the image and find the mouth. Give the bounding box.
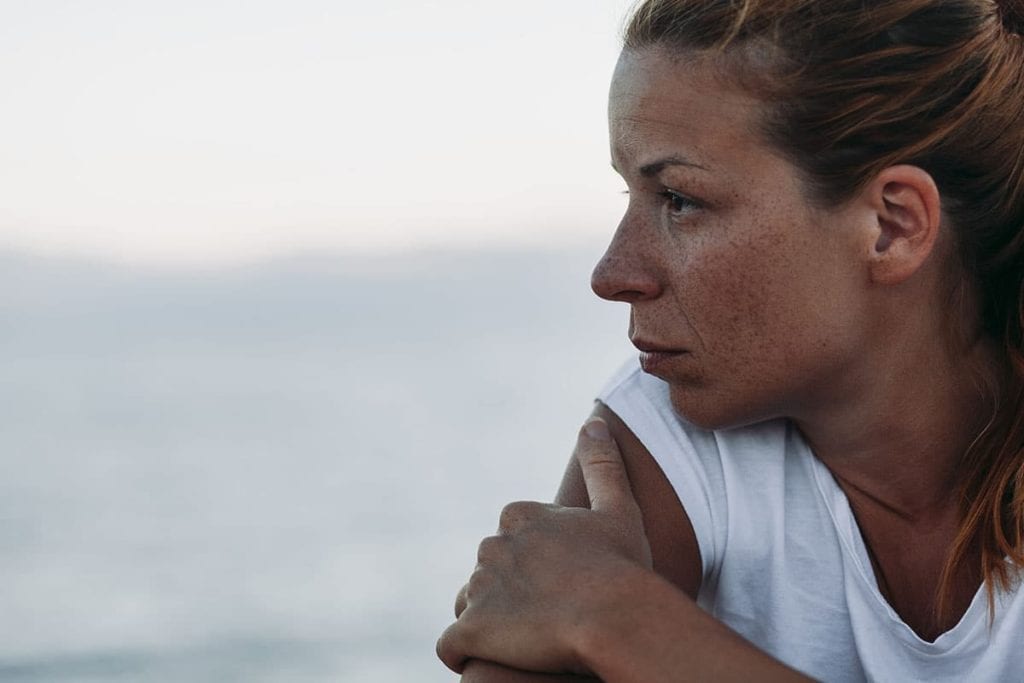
[631,338,687,354]
[632,339,689,375]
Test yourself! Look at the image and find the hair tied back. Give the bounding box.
[997,0,1024,34]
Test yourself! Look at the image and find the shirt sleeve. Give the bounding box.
[597,358,728,582]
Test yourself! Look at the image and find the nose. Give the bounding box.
[590,218,663,303]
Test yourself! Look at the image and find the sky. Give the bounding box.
[0,0,637,266]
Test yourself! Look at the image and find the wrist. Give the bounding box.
[571,562,670,678]
[573,568,813,683]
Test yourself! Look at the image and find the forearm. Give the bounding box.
[578,566,813,683]
[462,660,598,682]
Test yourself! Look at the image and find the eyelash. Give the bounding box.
[658,189,701,216]
[621,189,702,216]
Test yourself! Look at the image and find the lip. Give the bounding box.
[632,339,689,375]
[631,338,687,354]
[638,350,689,375]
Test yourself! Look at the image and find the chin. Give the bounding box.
[667,384,775,432]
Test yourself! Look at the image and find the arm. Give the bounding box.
[577,565,811,682]
[459,402,702,681]
[561,402,702,600]
[460,662,596,682]
[441,412,811,680]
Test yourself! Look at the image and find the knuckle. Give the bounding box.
[476,534,505,564]
[436,625,465,673]
[586,456,624,473]
[454,583,468,617]
[578,433,622,461]
[435,630,448,661]
[498,500,538,530]
[466,565,490,598]
[437,614,481,674]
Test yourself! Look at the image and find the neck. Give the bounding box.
[793,333,1000,521]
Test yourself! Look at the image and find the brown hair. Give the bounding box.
[623,0,1024,619]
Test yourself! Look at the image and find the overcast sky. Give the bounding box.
[0,1,636,266]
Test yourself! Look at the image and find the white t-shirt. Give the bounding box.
[598,359,1024,683]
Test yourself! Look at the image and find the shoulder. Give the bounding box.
[597,358,793,500]
[556,398,704,600]
[596,360,727,476]
[588,359,801,583]
[601,401,705,600]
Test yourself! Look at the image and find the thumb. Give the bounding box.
[576,418,639,515]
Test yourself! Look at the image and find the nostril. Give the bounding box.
[591,255,660,303]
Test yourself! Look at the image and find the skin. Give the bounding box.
[442,417,809,681]
[454,403,701,682]
[439,45,1001,680]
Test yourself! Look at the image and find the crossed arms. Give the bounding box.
[440,404,810,682]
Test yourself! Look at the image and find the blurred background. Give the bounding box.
[0,1,637,681]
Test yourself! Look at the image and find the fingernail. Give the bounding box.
[584,418,611,441]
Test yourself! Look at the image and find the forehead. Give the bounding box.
[609,48,769,172]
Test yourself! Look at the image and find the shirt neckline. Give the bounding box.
[798,432,989,655]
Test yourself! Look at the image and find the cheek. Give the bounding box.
[679,232,800,361]
[667,239,824,428]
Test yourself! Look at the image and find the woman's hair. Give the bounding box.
[623,0,1024,619]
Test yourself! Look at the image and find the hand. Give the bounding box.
[436,418,654,675]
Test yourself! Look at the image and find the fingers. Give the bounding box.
[436,619,473,674]
[498,500,551,533]
[477,534,505,563]
[455,582,468,618]
[576,418,639,515]
[457,535,506,618]
[438,601,497,674]
[446,540,504,669]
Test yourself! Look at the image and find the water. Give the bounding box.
[0,247,632,682]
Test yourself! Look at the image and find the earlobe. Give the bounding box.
[866,165,942,286]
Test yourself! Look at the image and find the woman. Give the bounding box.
[438,0,1024,680]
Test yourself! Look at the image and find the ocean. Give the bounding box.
[0,247,632,681]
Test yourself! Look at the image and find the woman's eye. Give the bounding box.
[659,189,699,215]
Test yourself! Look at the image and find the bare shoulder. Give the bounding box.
[555,401,703,600]
[455,403,703,682]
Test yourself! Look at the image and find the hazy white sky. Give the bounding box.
[1,0,636,265]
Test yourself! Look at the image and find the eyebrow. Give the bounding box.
[611,155,710,177]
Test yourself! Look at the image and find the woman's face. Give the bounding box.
[594,47,870,429]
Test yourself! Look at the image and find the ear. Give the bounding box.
[861,165,943,286]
